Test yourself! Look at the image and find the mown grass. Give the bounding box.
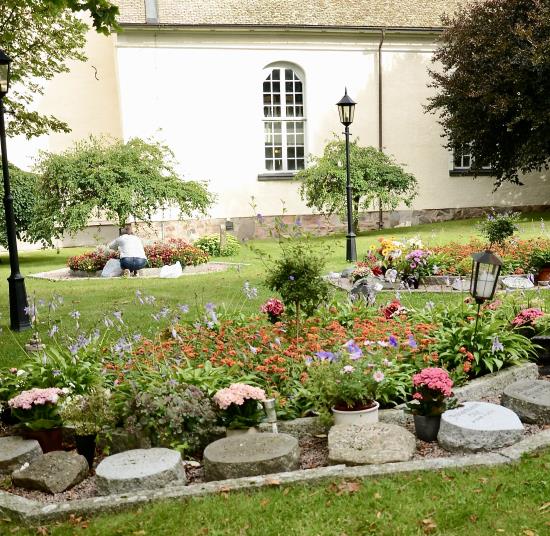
[1,449,549,535]
[0,211,549,367]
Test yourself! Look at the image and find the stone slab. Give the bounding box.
[12,451,88,494]
[501,276,534,289]
[258,417,327,439]
[203,433,299,481]
[95,448,185,495]
[328,423,416,465]
[438,402,524,452]
[501,379,550,424]
[0,436,42,475]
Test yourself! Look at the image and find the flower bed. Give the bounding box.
[67,239,208,273]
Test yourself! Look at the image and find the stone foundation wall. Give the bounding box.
[7,204,546,251]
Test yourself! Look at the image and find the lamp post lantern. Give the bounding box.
[469,249,502,338]
[0,49,30,331]
[336,88,357,262]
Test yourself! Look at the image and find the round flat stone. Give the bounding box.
[438,401,523,452]
[0,436,42,475]
[328,423,416,465]
[501,380,550,424]
[95,448,185,495]
[203,433,299,481]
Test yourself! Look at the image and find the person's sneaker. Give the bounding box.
[122,269,131,277]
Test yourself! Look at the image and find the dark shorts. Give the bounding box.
[120,257,148,273]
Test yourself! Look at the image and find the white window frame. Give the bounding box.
[452,144,492,172]
[262,65,306,173]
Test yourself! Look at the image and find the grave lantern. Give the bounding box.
[470,250,503,304]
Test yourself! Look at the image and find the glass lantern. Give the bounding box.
[0,49,11,96]
[470,250,503,303]
[336,88,356,126]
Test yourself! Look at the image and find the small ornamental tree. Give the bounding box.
[296,138,417,233]
[0,164,40,249]
[31,137,215,245]
[427,0,550,186]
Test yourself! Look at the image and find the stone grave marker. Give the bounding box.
[501,379,550,424]
[203,432,299,481]
[11,451,88,494]
[438,401,523,452]
[328,423,416,465]
[0,436,42,475]
[95,448,186,495]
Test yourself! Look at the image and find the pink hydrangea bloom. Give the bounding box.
[8,388,64,410]
[412,367,453,397]
[512,308,544,327]
[213,383,267,410]
[260,298,284,316]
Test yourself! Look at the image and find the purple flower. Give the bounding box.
[408,335,417,349]
[344,339,362,359]
[113,311,124,324]
[69,310,80,320]
[315,350,337,362]
[274,337,281,346]
[205,302,216,312]
[249,345,258,355]
[389,335,399,348]
[178,304,189,313]
[144,295,156,305]
[289,275,295,281]
[491,336,504,353]
[104,316,114,328]
[305,356,313,366]
[257,213,264,223]
[24,305,36,318]
[52,369,61,377]
[48,325,59,337]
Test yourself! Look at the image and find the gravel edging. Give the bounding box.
[2,429,549,524]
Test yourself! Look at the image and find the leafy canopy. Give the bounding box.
[45,1,120,34]
[0,1,88,138]
[31,136,215,244]
[427,0,550,185]
[0,164,40,248]
[296,138,417,232]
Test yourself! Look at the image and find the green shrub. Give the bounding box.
[477,211,520,248]
[194,234,240,257]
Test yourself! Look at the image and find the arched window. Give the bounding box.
[262,66,305,172]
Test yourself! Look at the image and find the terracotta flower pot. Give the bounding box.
[22,428,63,453]
[536,267,550,283]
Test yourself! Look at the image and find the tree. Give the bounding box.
[0,1,88,138]
[426,0,550,186]
[0,164,40,249]
[45,1,120,34]
[296,139,418,233]
[31,137,215,244]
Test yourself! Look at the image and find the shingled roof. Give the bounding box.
[117,0,468,29]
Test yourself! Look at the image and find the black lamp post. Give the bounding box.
[336,88,357,262]
[469,249,502,337]
[0,49,30,331]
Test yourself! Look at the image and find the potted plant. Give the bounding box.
[213,383,267,436]
[59,387,113,468]
[8,387,67,452]
[260,298,285,324]
[402,248,432,289]
[529,248,550,284]
[406,367,457,442]
[306,343,386,426]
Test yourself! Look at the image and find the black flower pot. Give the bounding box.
[0,406,18,426]
[413,414,441,442]
[75,434,97,469]
[405,276,420,289]
[532,336,550,364]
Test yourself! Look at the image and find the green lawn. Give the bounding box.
[1,449,549,535]
[0,211,549,367]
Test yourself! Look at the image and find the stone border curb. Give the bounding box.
[2,427,550,524]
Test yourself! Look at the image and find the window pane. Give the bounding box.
[288,160,296,171]
[288,147,295,158]
[272,70,280,80]
[273,82,280,92]
[285,69,293,80]
[263,82,270,92]
[286,81,293,92]
[266,160,273,170]
[296,159,305,169]
[265,147,273,158]
[275,159,282,170]
[296,133,304,145]
[295,81,302,93]
[297,147,304,157]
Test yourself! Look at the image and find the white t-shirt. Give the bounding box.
[108,235,146,259]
